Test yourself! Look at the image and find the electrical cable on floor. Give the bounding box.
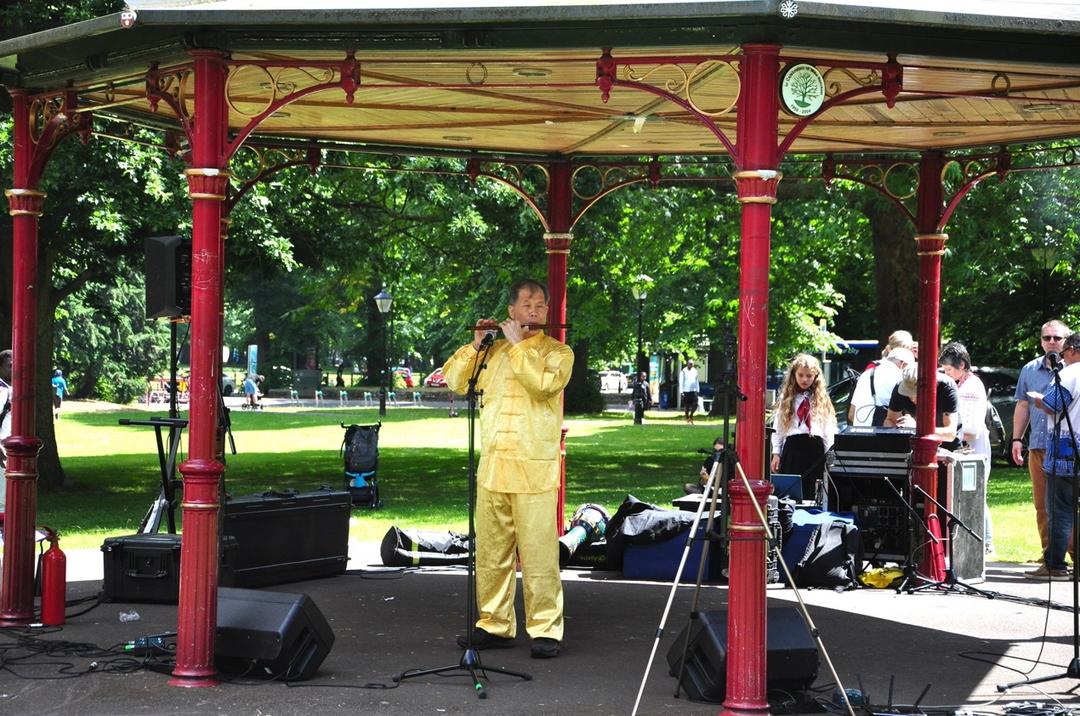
[0,627,173,680]
[959,651,1069,678]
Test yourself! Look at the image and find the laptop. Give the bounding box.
[770,473,803,501]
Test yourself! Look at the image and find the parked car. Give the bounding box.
[393,366,414,388]
[599,369,628,393]
[828,368,859,432]
[973,365,1019,463]
[424,368,447,388]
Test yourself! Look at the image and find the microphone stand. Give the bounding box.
[394,336,531,697]
[906,484,993,599]
[881,475,943,595]
[999,357,1080,690]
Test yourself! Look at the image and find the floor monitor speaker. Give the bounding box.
[216,587,334,681]
[666,607,818,703]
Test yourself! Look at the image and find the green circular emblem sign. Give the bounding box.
[780,63,825,117]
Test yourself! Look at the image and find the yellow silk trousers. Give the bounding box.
[474,486,563,641]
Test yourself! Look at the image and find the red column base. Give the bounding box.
[0,615,34,627]
[168,673,219,688]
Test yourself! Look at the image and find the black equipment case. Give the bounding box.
[223,488,351,587]
[101,532,238,603]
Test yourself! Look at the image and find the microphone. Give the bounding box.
[480,330,497,347]
[1048,351,1062,371]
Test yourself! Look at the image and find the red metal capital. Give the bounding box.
[596,48,616,103]
[882,53,903,108]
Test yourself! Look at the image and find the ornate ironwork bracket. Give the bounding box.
[467,155,674,231]
[821,144,1013,231]
[145,61,194,142]
[226,146,321,213]
[144,52,362,164]
[595,47,739,157]
[17,85,93,188]
[223,51,361,159]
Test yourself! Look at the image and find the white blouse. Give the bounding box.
[770,392,837,456]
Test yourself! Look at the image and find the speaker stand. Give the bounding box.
[905,484,993,599]
[393,339,531,698]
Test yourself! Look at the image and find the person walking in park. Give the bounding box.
[242,373,259,409]
[50,368,68,419]
[680,359,700,425]
[442,278,574,659]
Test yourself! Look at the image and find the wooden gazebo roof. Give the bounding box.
[1,1,1079,159]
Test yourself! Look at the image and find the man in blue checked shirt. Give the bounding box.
[1014,320,1072,565]
[1027,332,1080,581]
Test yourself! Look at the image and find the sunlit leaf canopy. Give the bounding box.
[0,1,1078,160]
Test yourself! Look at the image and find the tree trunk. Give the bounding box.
[858,192,920,344]
[35,245,67,490]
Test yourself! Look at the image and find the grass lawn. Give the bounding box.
[42,405,723,550]
[36,403,1042,563]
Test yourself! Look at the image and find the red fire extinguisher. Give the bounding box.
[40,526,67,626]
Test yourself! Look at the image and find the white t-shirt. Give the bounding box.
[955,372,990,461]
[0,377,10,459]
[850,359,902,426]
[680,367,700,393]
[0,377,10,509]
[770,392,837,456]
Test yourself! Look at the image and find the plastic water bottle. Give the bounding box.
[118,609,140,623]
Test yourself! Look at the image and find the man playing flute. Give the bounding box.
[442,278,574,659]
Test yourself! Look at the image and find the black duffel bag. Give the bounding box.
[380,526,470,567]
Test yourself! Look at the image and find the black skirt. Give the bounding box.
[779,433,826,500]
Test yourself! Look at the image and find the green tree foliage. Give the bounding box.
[939,156,1080,366]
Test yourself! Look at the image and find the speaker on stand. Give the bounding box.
[144,235,191,319]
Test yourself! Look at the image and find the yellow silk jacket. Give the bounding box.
[442,333,574,493]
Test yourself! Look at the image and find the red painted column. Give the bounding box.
[912,151,947,578]
[170,50,229,687]
[723,43,781,716]
[216,217,230,461]
[546,161,572,534]
[0,91,45,625]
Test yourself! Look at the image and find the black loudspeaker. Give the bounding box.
[144,235,192,319]
[666,607,818,703]
[215,587,335,681]
[223,489,351,587]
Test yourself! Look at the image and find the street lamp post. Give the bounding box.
[374,289,393,417]
[631,275,653,426]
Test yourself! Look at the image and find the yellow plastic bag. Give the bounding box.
[858,567,904,589]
